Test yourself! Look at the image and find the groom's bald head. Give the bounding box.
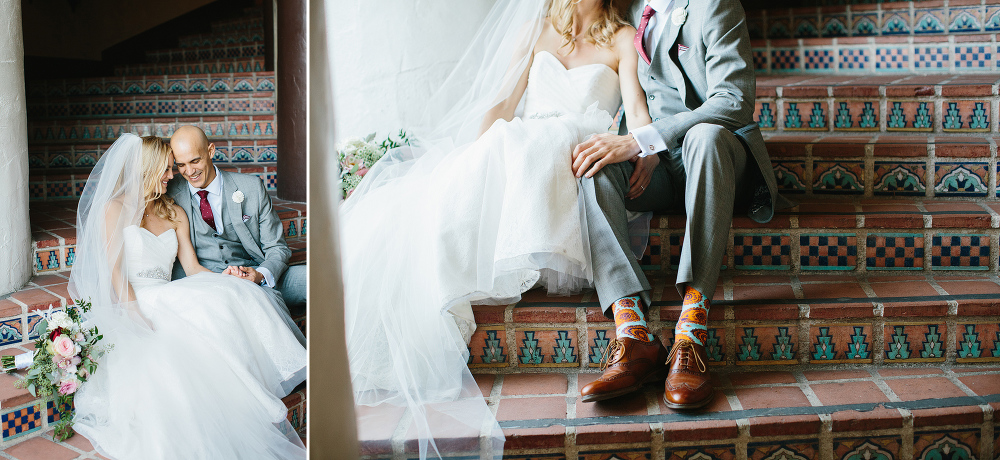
[171,125,217,189]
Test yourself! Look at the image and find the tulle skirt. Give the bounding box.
[340,107,612,458]
[73,272,307,460]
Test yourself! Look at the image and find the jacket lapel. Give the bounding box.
[221,171,265,261]
[658,0,690,105]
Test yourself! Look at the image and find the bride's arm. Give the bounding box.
[173,205,212,276]
[477,53,534,137]
[104,200,137,303]
[616,26,653,130]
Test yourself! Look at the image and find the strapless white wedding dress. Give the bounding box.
[73,225,307,460]
[341,51,622,405]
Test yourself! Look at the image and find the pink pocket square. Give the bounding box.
[242,215,251,222]
[678,44,689,54]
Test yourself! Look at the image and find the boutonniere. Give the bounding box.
[672,8,687,26]
[232,191,245,204]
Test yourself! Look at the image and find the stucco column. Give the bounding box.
[308,0,359,457]
[0,0,31,297]
[275,0,307,202]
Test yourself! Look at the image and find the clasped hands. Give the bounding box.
[572,133,660,200]
[222,266,264,284]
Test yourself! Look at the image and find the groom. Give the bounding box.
[167,126,307,333]
[574,0,783,408]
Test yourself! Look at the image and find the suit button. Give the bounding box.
[219,245,224,249]
[648,95,655,100]
[224,260,229,264]
[651,76,656,80]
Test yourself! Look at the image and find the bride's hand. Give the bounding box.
[626,154,659,200]
[572,133,642,178]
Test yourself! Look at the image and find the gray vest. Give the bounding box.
[171,194,256,279]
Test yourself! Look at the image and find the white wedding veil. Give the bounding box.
[332,1,555,459]
[68,133,152,337]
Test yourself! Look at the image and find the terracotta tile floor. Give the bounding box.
[356,366,1000,456]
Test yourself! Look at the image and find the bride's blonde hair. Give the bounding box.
[140,135,179,224]
[549,0,630,54]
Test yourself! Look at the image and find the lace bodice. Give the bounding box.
[124,225,177,292]
[522,51,622,119]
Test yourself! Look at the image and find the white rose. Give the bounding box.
[232,191,245,204]
[672,8,687,26]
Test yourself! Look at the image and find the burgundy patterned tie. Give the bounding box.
[197,190,217,232]
[634,5,656,65]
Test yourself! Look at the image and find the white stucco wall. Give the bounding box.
[329,1,496,144]
[0,0,31,296]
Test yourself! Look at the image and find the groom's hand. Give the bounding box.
[626,154,660,200]
[572,133,642,178]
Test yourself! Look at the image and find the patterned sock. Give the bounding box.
[612,295,652,342]
[675,286,710,346]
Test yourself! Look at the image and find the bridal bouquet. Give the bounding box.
[338,130,410,199]
[1,299,107,441]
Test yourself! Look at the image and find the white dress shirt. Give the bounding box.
[189,166,275,287]
[631,0,675,158]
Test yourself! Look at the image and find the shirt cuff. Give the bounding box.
[256,267,276,288]
[629,124,667,158]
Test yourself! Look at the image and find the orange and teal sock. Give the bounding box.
[675,286,709,346]
[612,295,652,342]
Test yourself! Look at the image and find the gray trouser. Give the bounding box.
[275,264,307,313]
[582,123,748,315]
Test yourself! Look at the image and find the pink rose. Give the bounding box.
[53,335,76,358]
[357,167,369,177]
[58,378,79,395]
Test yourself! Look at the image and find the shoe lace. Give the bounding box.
[600,338,624,371]
[667,339,706,373]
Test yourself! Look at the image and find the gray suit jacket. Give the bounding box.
[167,170,291,280]
[629,0,785,222]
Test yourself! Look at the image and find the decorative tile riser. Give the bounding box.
[27,93,275,120]
[29,142,279,173]
[210,15,263,34]
[27,116,277,149]
[667,230,993,273]
[748,0,1000,40]
[481,429,995,460]
[755,36,1000,74]
[468,311,1000,371]
[760,137,1000,197]
[0,388,305,449]
[113,57,265,77]
[144,42,264,64]
[754,90,998,133]
[27,73,275,99]
[177,28,265,48]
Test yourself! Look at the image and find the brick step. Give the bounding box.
[359,366,999,459]
[28,195,304,274]
[745,0,1000,40]
[27,71,274,98]
[752,74,998,133]
[27,92,274,121]
[113,57,265,77]
[752,35,1000,74]
[177,28,264,48]
[27,115,276,148]
[144,42,264,64]
[762,133,999,197]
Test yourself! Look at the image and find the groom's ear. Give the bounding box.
[206,143,216,162]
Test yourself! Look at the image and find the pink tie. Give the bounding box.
[634,5,656,65]
[197,190,217,232]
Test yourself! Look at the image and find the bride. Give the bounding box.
[68,134,307,459]
[340,0,651,458]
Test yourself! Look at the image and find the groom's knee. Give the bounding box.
[590,161,631,195]
[681,123,740,169]
[277,265,307,312]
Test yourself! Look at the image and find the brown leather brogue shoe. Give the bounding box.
[663,339,714,410]
[580,336,669,403]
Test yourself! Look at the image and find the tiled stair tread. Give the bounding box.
[177,28,265,47]
[358,367,1000,457]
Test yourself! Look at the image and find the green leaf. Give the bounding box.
[27,383,36,397]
